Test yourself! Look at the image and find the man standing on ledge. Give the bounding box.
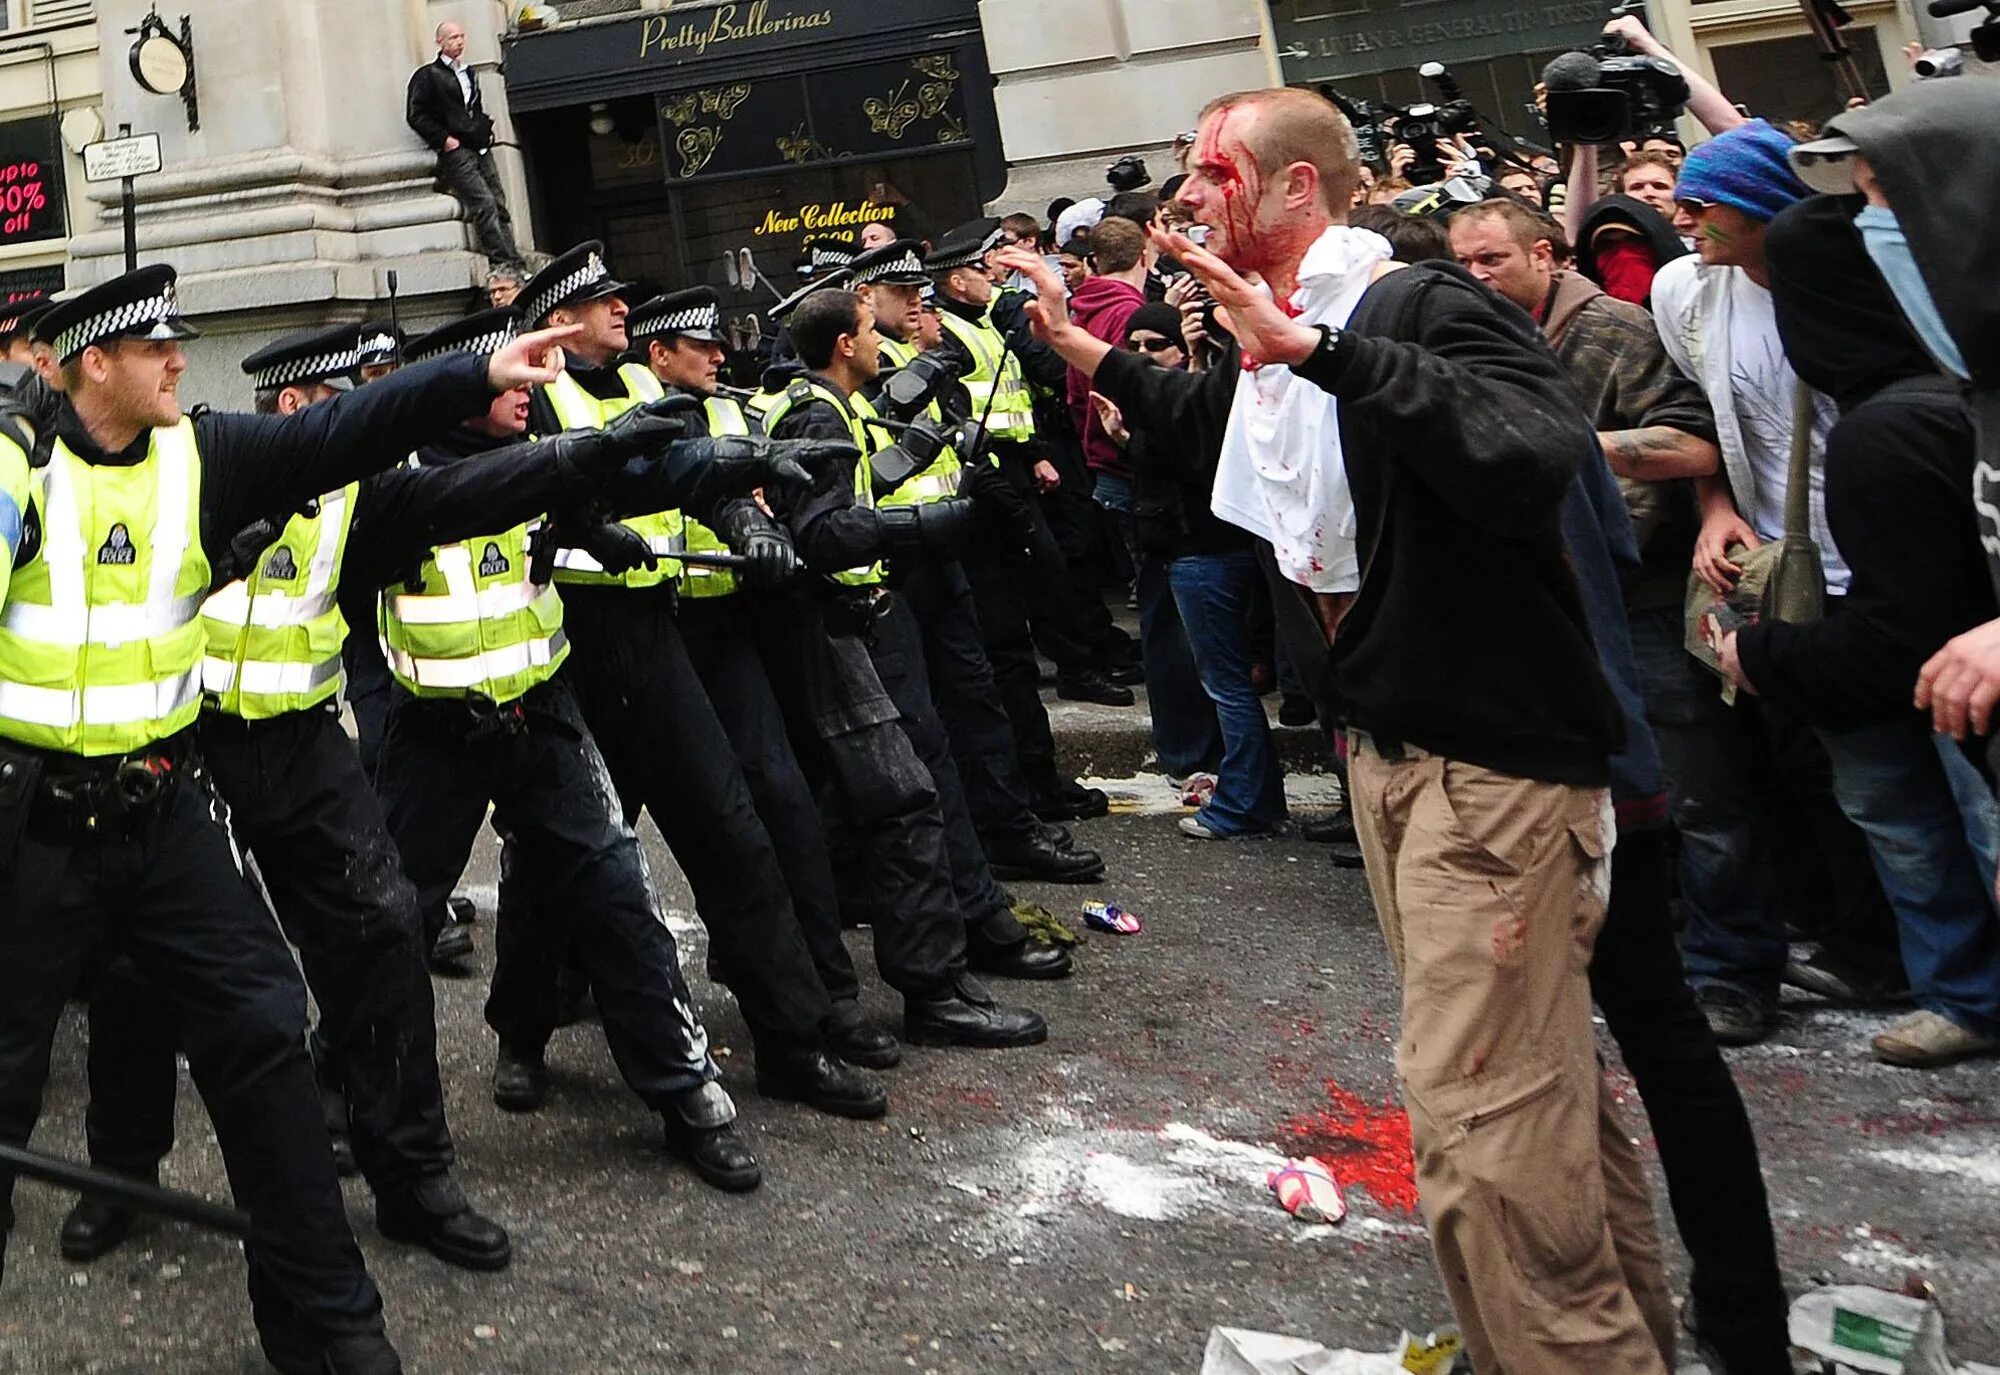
[997,84,1674,1375]
[406,21,523,271]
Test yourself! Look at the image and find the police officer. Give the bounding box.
[59,321,626,1270]
[0,265,570,1375]
[500,245,885,1122]
[921,223,1129,820]
[622,287,897,1066]
[373,310,866,1188]
[760,283,1063,1038]
[848,239,1106,881]
[0,295,54,371]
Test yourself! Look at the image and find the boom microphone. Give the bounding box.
[1928,0,1985,18]
[1541,50,1604,92]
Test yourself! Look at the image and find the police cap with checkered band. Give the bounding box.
[404,308,520,365]
[628,287,724,346]
[241,322,366,394]
[924,218,1004,274]
[35,264,202,365]
[516,241,634,328]
[848,239,929,288]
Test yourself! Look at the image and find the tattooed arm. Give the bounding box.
[1596,425,1719,481]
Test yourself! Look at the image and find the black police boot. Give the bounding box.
[428,921,474,973]
[58,1191,145,1263]
[1056,669,1135,707]
[1300,810,1357,845]
[905,977,1049,1049]
[984,831,1105,884]
[755,1048,889,1120]
[1038,821,1075,850]
[827,999,902,1069]
[317,1332,405,1375]
[375,1173,512,1272]
[491,1044,549,1113]
[661,1083,761,1192]
[1030,779,1110,823]
[966,931,1074,981]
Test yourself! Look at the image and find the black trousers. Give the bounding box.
[895,558,1042,843]
[1590,826,1792,1374]
[437,146,519,267]
[541,586,832,1056]
[869,594,1026,948]
[749,590,968,996]
[0,779,384,1369]
[678,595,861,1007]
[342,631,394,782]
[83,708,453,1197]
[376,678,715,1110]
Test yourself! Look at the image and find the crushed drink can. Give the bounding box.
[1267,1157,1347,1225]
[1082,901,1142,935]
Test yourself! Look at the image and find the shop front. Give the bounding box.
[503,0,1004,344]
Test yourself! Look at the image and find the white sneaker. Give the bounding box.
[1178,815,1223,840]
[1871,1010,2000,1068]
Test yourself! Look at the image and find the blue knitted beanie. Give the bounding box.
[1674,120,1811,224]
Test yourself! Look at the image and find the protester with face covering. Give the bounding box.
[1716,194,2000,1069]
[1794,82,2000,750]
[1573,194,1691,307]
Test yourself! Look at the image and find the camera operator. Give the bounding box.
[998,86,1674,1375]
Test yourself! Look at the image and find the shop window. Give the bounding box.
[2,0,95,28]
[1708,28,1889,129]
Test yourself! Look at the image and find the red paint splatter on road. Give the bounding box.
[1278,1079,1419,1214]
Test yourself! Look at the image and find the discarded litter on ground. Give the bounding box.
[1787,1282,2000,1374]
[1198,1325,1466,1375]
[1267,1157,1346,1225]
[1083,901,1143,934]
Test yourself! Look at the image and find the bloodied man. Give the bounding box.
[996,86,1682,1374]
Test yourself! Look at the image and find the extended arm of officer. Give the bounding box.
[767,398,970,569]
[197,331,570,560]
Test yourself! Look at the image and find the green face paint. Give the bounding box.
[1699,222,1732,246]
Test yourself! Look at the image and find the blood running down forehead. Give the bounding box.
[1189,104,1264,263]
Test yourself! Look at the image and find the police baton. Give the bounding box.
[0,1142,250,1238]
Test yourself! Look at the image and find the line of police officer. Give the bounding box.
[0,213,1151,1367]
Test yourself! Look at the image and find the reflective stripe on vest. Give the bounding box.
[199,484,356,719]
[936,309,1036,442]
[760,381,883,587]
[544,366,683,589]
[0,420,211,756]
[380,521,568,704]
[680,396,753,600]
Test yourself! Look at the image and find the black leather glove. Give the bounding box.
[571,522,658,574]
[552,394,702,477]
[876,497,976,555]
[684,435,853,509]
[714,501,803,589]
[0,361,60,460]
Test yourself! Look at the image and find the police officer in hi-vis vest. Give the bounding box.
[61,318,652,1273]
[846,239,1107,884]
[372,309,858,1190]
[760,282,1053,1048]
[496,245,887,1123]
[620,286,909,1069]
[0,265,575,1375]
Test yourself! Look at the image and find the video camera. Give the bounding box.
[1106,155,1152,194]
[1926,0,2000,64]
[1541,30,1691,145]
[1322,64,1484,185]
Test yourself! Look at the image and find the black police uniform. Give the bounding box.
[0,275,505,1373]
[70,326,623,1271]
[766,374,1076,984]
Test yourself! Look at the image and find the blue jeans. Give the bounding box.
[1818,719,2000,1038]
[1136,554,1222,779]
[1627,607,1897,1011]
[1091,473,1138,588]
[1169,551,1286,835]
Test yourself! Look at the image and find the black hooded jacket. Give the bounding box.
[1572,194,1689,302]
[1736,196,1997,729]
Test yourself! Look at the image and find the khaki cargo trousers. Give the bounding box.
[1349,735,1675,1375]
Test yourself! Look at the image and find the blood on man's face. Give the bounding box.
[1174,105,1268,270]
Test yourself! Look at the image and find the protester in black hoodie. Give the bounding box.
[1716,195,2000,1069]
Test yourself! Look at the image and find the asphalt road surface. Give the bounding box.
[3,781,1997,1373]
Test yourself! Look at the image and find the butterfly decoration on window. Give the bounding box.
[917,81,954,120]
[676,125,720,178]
[864,81,922,140]
[660,93,699,127]
[934,111,969,146]
[911,55,959,83]
[700,84,752,120]
[776,123,838,166]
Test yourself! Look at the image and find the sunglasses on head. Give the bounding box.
[1128,335,1177,353]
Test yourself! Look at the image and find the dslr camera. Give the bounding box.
[1106,155,1152,193]
[1541,31,1690,145]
